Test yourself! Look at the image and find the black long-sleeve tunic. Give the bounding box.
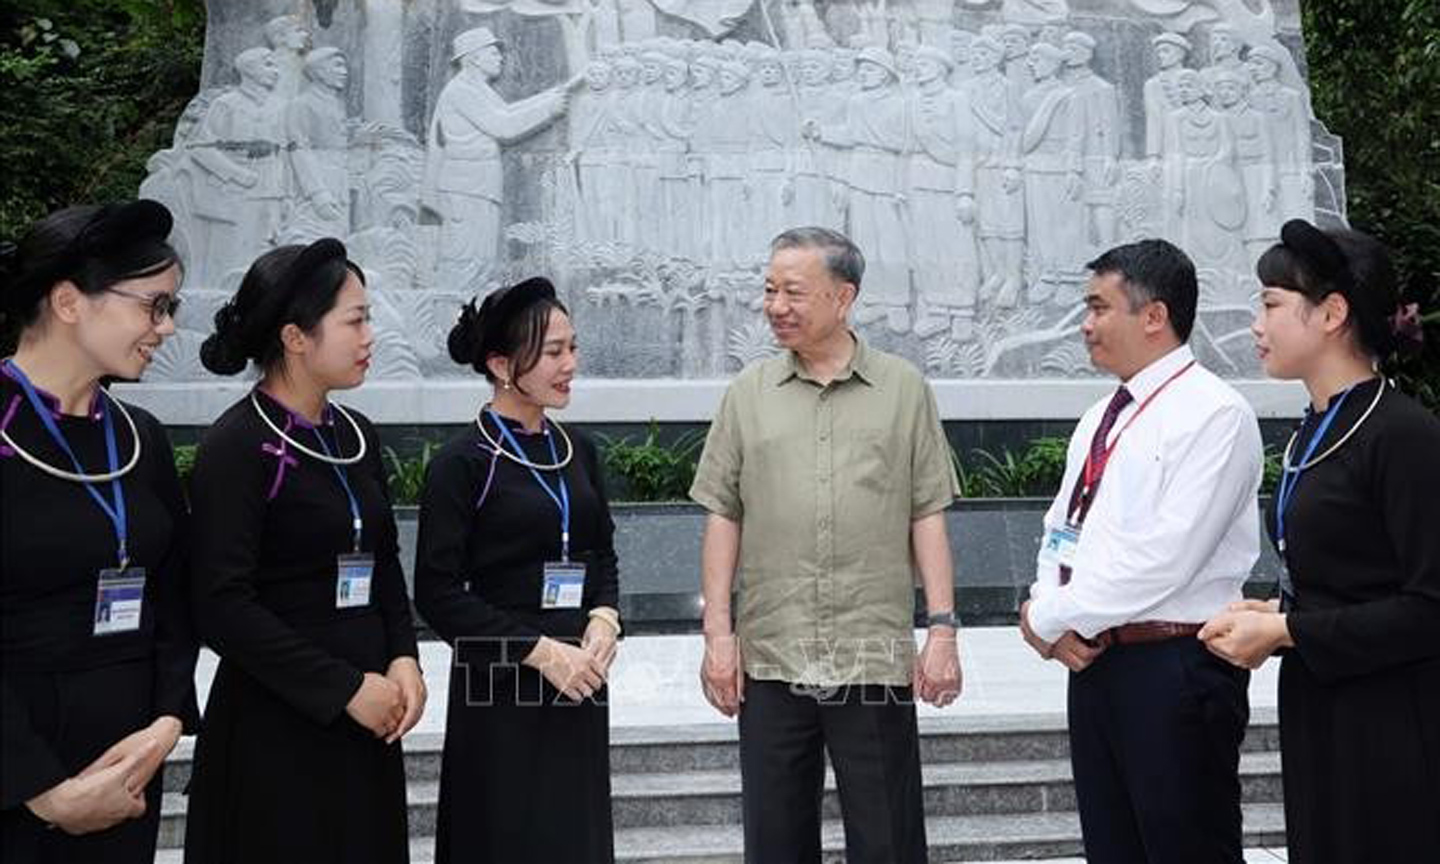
[183,390,417,864]
[0,374,198,864]
[1269,377,1440,862]
[415,414,618,864]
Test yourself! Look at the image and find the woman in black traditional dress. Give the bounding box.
[415,277,620,864]
[1199,219,1440,862]
[183,238,425,863]
[0,201,198,863]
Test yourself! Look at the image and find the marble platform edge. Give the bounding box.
[113,378,1308,425]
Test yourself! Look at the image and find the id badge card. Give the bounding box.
[336,553,374,609]
[1038,525,1081,571]
[540,561,586,610]
[94,568,145,636]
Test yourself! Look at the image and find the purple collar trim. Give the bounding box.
[0,395,21,458]
[1,364,103,420]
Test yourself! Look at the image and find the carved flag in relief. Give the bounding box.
[649,0,753,36]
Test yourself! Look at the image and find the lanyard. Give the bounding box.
[1274,386,1354,555]
[310,425,363,552]
[1071,360,1196,525]
[4,360,129,568]
[487,409,571,561]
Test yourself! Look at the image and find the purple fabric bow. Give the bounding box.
[262,414,300,501]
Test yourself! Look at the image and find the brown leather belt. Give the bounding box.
[1089,621,1202,648]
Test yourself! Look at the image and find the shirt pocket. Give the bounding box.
[843,427,899,496]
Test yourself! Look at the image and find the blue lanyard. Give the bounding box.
[310,425,363,553]
[1275,386,1355,555]
[3,360,129,568]
[487,408,571,561]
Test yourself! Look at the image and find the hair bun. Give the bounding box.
[447,298,483,368]
[199,301,248,375]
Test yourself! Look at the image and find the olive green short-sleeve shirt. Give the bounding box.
[689,335,960,686]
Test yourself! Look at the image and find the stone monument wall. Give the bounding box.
[131,0,1340,420]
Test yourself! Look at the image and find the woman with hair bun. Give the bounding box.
[1199,219,1439,861]
[415,277,619,863]
[183,238,423,864]
[0,200,198,862]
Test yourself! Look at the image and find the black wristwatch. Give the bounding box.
[926,611,957,628]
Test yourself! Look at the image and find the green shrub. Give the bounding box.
[955,436,1070,498]
[598,421,705,502]
[384,443,436,507]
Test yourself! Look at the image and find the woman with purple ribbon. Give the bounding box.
[1200,219,1439,862]
[183,238,423,863]
[0,200,198,862]
[415,277,620,863]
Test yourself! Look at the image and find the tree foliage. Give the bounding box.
[0,0,203,236]
[1302,0,1440,409]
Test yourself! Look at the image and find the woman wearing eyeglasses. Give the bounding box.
[414,278,620,864]
[182,239,423,864]
[0,201,198,863]
[1199,220,1439,862]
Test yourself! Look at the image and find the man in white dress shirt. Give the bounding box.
[1019,239,1262,863]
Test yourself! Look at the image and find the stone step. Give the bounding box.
[156,752,1282,848]
[153,802,1287,863]
[161,716,1282,791]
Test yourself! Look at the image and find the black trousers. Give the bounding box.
[1068,637,1250,864]
[737,678,927,864]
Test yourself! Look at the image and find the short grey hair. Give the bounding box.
[769,226,865,292]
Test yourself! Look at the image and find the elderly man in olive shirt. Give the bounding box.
[690,227,962,863]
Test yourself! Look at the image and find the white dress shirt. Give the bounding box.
[1027,345,1263,643]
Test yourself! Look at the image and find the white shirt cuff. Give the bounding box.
[1027,594,1069,644]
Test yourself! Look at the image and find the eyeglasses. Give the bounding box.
[105,287,183,325]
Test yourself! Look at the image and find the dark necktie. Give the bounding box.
[1059,385,1134,585]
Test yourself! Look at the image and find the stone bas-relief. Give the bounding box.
[141,0,1343,383]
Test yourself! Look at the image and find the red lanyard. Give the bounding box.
[1078,360,1196,506]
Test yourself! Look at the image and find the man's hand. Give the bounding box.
[700,632,744,718]
[1018,600,1054,659]
[914,627,962,707]
[1051,631,1106,673]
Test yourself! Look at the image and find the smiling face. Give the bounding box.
[287,272,373,391]
[70,264,182,381]
[488,307,578,411]
[763,246,854,352]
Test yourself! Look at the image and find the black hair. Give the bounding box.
[447,277,568,389]
[0,200,180,352]
[200,237,366,376]
[1256,220,1399,359]
[770,226,865,292]
[1085,239,1198,342]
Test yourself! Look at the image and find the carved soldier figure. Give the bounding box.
[262,15,311,107]
[612,56,653,251]
[708,60,755,267]
[1063,31,1121,252]
[1163,68,1247,275]
[1144,32,1191,159]
[747,45,798,255]
[791,49,839,229]
[654,52,696,257]
[1000,23,1033,132]
[284,47,352,243]
[570,57,625,248]
[1020,42,1086,289]
[187,47,285,288]
[1206,23,1246,80]
[1246,44,1314,223]
[808,47,912,332]
[1211,67,1278,263]
[421,27,573,292]
[907,47,980,340]
[961,34,1025,308]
